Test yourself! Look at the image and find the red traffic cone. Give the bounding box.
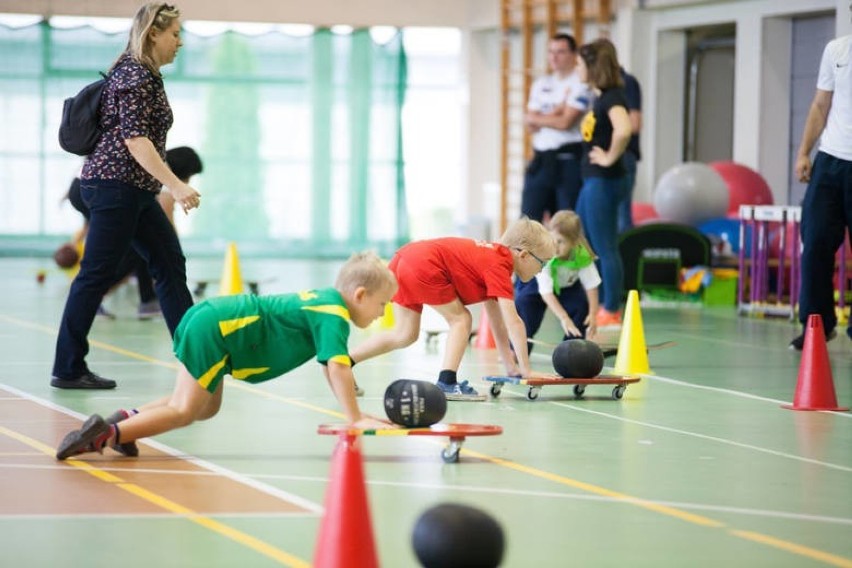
[473,310,496,350]
[314,433,379,568]
[782,315,848,412]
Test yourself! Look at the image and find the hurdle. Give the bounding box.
[737,205,850,322]
[737,205,799,319]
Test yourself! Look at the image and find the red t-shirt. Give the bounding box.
[389,237,516,312]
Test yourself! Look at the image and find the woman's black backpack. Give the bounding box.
[58,72,109,156]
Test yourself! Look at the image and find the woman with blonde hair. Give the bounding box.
[51,3,201,391]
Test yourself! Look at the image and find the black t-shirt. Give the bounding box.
[580,87,628,179]
[621,69,642,161]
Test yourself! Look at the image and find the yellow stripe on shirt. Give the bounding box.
[302,305,350,320]
[231,367,271,380]
[328,354,352,367]
[219,316,261,337]
[198,354,229,390]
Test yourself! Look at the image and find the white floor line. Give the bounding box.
[240,475,852,528]
[546,400,852,472]
[640,372,852,420]
[0,512,313,521]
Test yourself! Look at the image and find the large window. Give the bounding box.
[401,28,464,240]
[0,17,410,258]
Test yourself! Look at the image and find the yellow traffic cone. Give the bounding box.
[614,290,650,375]
[219,242,245,296]
[368,302,395,331]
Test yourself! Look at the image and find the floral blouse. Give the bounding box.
[81,54,173,194]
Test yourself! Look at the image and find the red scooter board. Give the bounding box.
[317,423,503,463]
[483,374,641,401]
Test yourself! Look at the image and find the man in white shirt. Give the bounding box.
[521,33,593,220]
[790,27,852,350]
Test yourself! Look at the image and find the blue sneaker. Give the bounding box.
[436,379,486,401]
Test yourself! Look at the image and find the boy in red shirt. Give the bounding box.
[351,218,558,400]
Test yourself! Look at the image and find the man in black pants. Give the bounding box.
[520,33,593,219]
[790,22,852,350]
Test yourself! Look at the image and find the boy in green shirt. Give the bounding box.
[57,251,398,460]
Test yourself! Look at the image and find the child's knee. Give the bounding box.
[198,400,222,421]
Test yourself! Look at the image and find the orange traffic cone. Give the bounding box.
[314,433,379,568]
[219,242,245,296]
[782,315,848,411]
[473,310,496,349]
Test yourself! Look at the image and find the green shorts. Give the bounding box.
[173,301,231,393]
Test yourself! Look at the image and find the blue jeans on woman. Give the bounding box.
[576,176,627,312]
[617,152,638,234]
[52,180,194,381]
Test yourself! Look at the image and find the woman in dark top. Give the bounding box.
[51,2,201,389]
[575,39,632,330]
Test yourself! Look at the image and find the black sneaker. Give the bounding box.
[105,410,139,457]
[56,414,110,460]
[789,328,838,351]
[51,372,116,390]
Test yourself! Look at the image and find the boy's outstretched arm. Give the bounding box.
[496,298,558,379]
[483,299,519,375]
[323,362,397,429]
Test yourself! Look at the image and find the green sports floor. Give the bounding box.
[1,256,850,568]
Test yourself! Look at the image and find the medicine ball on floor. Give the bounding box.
[384,379,447,427]
[412,503,505,568]
[552,339,604,378]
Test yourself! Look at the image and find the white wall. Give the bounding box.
[0,0,469,27]
[630,0,840,207]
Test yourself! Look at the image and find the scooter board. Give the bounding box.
[484,374,641,401]
[317,423,503,463]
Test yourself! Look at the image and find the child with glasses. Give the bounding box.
[349,218,558,401]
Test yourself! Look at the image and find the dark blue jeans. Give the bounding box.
[577,176,627,312]
[515,278,590,352]
[617,152,638,234]
[798,151,852,333]
[52,180,193,379]
[521,147,583,221]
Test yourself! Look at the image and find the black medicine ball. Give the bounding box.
[384,379,447,427]
[412,503,505,568]
[552,338,604,378]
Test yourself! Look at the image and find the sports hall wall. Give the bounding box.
[0,0,848,256]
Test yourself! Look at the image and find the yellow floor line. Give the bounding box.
[730,530,852,568]
[0,426,309,568]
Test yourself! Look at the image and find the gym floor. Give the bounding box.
[1,256,850,568]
